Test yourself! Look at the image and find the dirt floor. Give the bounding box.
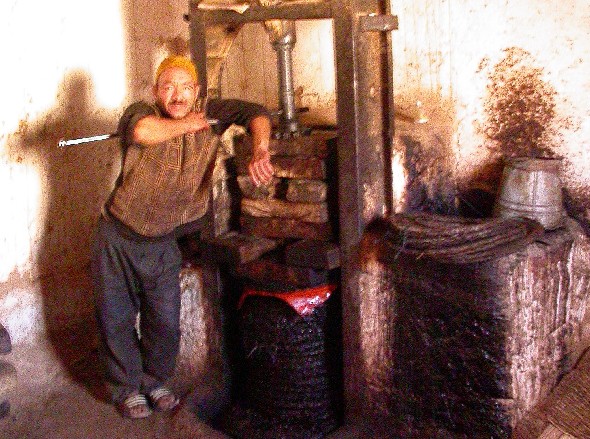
[5,326,585,438]
[0,335,232,439]
[0,332,361,439]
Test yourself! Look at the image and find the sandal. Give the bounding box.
[149,387,179,412]
[119,393,152,419]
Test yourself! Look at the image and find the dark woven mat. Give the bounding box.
[221,294,341,438]
[381,255,512,437]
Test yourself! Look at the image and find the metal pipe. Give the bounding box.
[58,133,117,148]
[273,28,299,135]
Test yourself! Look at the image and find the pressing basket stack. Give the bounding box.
[211,131,342,438]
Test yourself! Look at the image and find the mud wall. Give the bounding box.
[0,0,192,343]
[391,1,590,228]
[2,0,590,348]
[221,2,590,232]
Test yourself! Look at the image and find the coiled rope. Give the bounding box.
[363,213,545,264]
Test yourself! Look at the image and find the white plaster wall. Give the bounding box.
[222,2,590,224]
[3,0,590,343]
[0,0,192,343]
[392,0,590,215]
[220,19,337,125]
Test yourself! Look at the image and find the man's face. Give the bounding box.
[154,67,199,119]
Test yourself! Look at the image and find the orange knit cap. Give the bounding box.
[155,56,198,84]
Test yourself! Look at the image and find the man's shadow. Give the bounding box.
[16,69,121,402]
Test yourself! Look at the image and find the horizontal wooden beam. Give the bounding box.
[189,1,333,25]
[240,214,334,241]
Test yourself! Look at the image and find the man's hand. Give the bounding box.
[248,147,274,186]
[184,111,211,134]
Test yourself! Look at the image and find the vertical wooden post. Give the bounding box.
[333,0,394,424]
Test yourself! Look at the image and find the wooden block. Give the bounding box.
[241,198,329,223]
[275,156,326,180]
[285,240,340,269]
[240,214,333,241]
[235,131,336,158]
[236,156,326,180]
[206,231,278,265]
[236,258,329,289]
[236,175,280,200]
[286,179,327,203]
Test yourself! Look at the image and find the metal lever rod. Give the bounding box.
[57,119,219,148]
[58,133,116,148]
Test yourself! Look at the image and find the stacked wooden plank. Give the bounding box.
[206,131,340,276]
[208,132,343,439]
[236,131,337,243]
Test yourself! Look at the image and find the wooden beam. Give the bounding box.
[206,231,278,265]
[285,239,341,269]
[189,1,333,25]
[240,214,334,241]
[332,0,394,426]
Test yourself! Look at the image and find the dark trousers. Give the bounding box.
[91,215,182,404]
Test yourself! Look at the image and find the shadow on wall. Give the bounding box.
[1,1,197,405]
[457,47,590,232]
[482,47,590,235]
[13,69,119,402]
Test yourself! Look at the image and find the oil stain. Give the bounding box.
[483,47,557,158]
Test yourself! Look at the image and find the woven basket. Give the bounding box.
[221,292,342,439]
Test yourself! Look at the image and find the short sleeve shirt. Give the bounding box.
[107,99,269,237]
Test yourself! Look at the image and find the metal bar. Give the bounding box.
[58,133,116,148]
[57,119,219,148]
[194,2,333,25]
[273,28,300,135]
[189,8,209,101]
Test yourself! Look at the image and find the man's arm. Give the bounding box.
[207,99,274,186]
[248,114,274,186]
[132,112,210,146]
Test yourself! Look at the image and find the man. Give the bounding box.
[91,56,274,419]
